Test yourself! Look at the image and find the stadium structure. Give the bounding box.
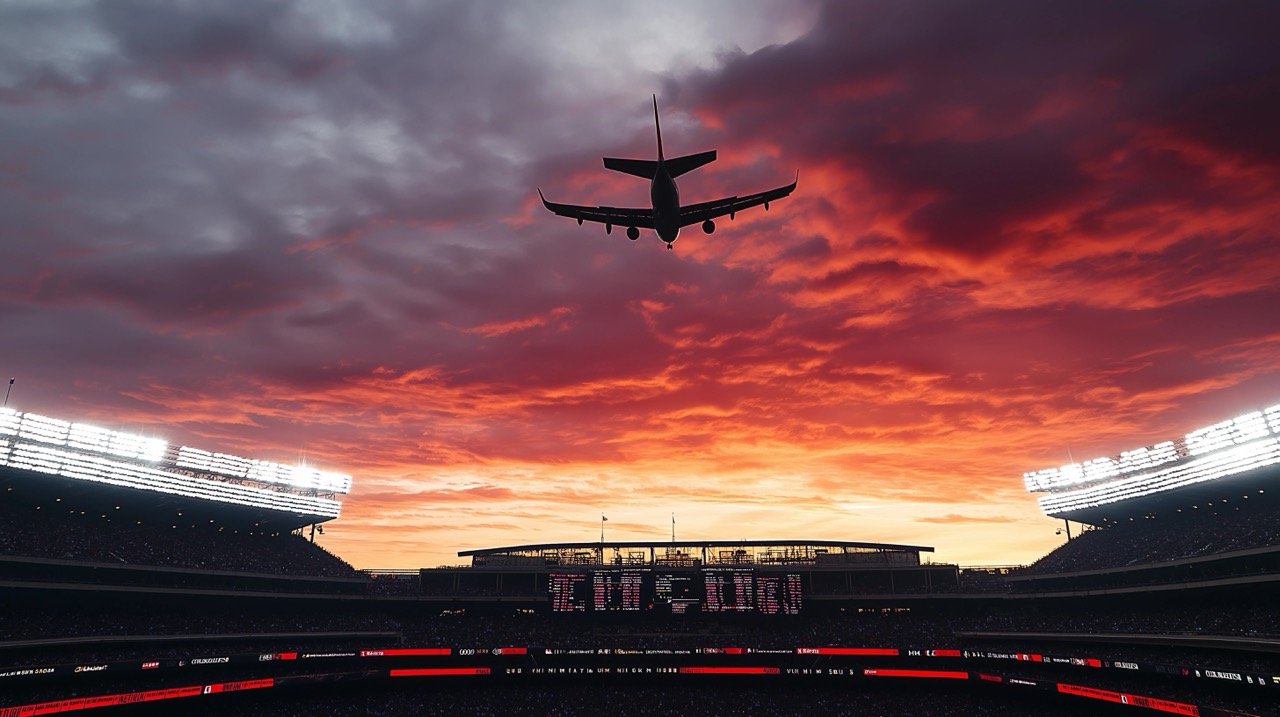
[3,403,1280,716]
[1025,404,1280,523]
[0,407,350,527]
[425,539,954,611]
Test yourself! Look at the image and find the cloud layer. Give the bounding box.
[2,0,1278,568]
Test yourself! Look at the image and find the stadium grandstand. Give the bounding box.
[1014,402,1280,589]
[3,403,1280,716]
[0,406,356,581]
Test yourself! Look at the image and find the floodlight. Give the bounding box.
[0,408,18,436]
[1038,436,1280,515]
[0,408,351,513]
[17,413,70,445]
[1265,403,1280,433]
[0,441,340,517]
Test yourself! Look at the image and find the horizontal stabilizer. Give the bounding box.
[603,157,658,179]
[665,149,717,178]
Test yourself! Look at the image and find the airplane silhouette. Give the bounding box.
[539,96,796,250]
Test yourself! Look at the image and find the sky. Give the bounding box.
[2,0,1278,569]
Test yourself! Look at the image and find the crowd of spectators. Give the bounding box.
[5,599,1278,716]
[968,638,1280,678]
[23,680,1136,717]
[8,593,1280,653]
[0,496,356,578]
[363,572,422,595]
[8,666,1268,717]
[0,603,399,644]
[957,567,1015,592]
[951,600,1280,639]
[5,638,1272,717]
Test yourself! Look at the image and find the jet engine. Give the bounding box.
[626,226,640,241]
[702,220,715,234]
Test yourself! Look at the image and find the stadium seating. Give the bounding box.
[0,494,357,578]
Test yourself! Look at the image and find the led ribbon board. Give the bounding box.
[0,407,348,517]
[1023,404,1280,516]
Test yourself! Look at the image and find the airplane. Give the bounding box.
[538,96,796,251]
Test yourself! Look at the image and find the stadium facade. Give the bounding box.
[422,539,955,614]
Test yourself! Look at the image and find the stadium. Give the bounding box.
[3,404,1280,716]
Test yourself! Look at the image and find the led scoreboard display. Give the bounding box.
[654,572,699,614]
[550,568,802,614]
[592,569,645,611]
[548,572,590,612]
[703,568,755,612]
[755,573,803,615]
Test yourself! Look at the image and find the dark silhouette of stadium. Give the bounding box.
[2,404,1280,716]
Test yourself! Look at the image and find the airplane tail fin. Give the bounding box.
[665,149,717,178]
[654,96,716,177]
[653,94,664,161]
[603,157,659,178]
[600,96,715,179]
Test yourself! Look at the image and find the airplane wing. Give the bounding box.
[677,176,797,227]
[538,190,654,229]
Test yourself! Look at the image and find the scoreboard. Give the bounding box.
[703,568,754,612]
[548,572,590,612]
[592,569,645,611]
[549,568,803,614]
[755,573,803,615]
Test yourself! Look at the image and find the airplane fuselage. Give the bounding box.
[650,163,681,244]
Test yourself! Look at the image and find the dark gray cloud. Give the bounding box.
[0,0,812,429]
[678,0,1280,257]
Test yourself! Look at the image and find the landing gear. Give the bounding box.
[666,242,673,251]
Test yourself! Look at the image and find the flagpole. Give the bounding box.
[600,514,605,544]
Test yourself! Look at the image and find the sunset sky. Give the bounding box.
[2,1,1278,569]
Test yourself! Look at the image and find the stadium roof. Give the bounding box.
[1023,403,1280,524]
[460,539,933,557]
